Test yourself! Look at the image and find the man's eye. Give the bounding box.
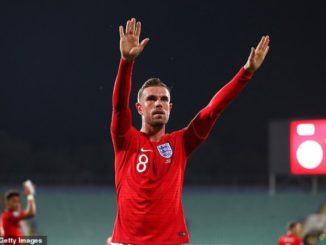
[147,96,156,101]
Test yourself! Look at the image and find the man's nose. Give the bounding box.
[154,99,163,107]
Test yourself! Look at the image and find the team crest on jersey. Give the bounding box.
[157,143,173,158]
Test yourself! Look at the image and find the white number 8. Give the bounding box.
[136,154,149,173]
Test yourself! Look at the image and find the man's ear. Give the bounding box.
[135,102,143,115]
[169,103,173,111]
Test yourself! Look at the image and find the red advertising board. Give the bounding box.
[290,119,326,174]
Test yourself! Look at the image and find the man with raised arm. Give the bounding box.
[109,18,270,245]
[278,222,303,245]
[1,180,36,245]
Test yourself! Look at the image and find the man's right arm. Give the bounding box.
[110,18,149,151]
[0,214,4,236]
[110,59,134,149]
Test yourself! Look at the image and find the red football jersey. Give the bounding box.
[1,210,26,245]
[110,59,252,244]
[1,210,26,237]
[278,233,302,245]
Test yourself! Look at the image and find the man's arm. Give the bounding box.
[183,36,270,156]
[23,180,36,219]
[111,18,149,150]
[0,215,4,236]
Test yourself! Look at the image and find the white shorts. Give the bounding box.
[107,236,182,245]
[110,243,132,245]
[107,236,132,245]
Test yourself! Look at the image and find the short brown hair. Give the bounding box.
[5,190,20,201]
[137,78,170,102]
[287,221,300,231]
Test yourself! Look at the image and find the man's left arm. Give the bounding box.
[183,36,270,156]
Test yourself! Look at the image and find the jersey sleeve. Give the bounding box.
[182,67,253,156]
[110,58,135,151]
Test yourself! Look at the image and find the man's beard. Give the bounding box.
[146,115,169,127]
[149,120,165,127]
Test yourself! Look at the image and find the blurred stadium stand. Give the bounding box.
[1,185,325,245]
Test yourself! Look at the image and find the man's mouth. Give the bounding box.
[152,110,165,116]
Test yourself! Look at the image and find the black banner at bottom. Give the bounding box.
[0,236,47,245]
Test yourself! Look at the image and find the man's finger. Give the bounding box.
[263,46,270,58]
[140,38,150,49]
[262,36,270,50]
[119,26,125,38]
[248,47,255,62]
[131,18,136,34]
[256,36,265,51]
[135,21,141,37]
[126,20,131,35]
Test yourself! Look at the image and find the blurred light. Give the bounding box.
[290,119,326,175]
[297,123,315,136]
[296,140,323,169]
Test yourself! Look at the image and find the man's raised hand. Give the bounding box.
[23,179,35,196]
[244,36,270,73]
[119,18,150,61]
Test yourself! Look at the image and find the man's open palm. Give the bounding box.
[244,35,270,72]
[119,18,150,61]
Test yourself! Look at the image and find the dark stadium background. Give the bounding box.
[0,1,325,185]
[2,1,326,245]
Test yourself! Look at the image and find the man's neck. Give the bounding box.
[287,231,297,236]
[140,124,165,142]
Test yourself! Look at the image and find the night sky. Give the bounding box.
[1,1,325,184]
